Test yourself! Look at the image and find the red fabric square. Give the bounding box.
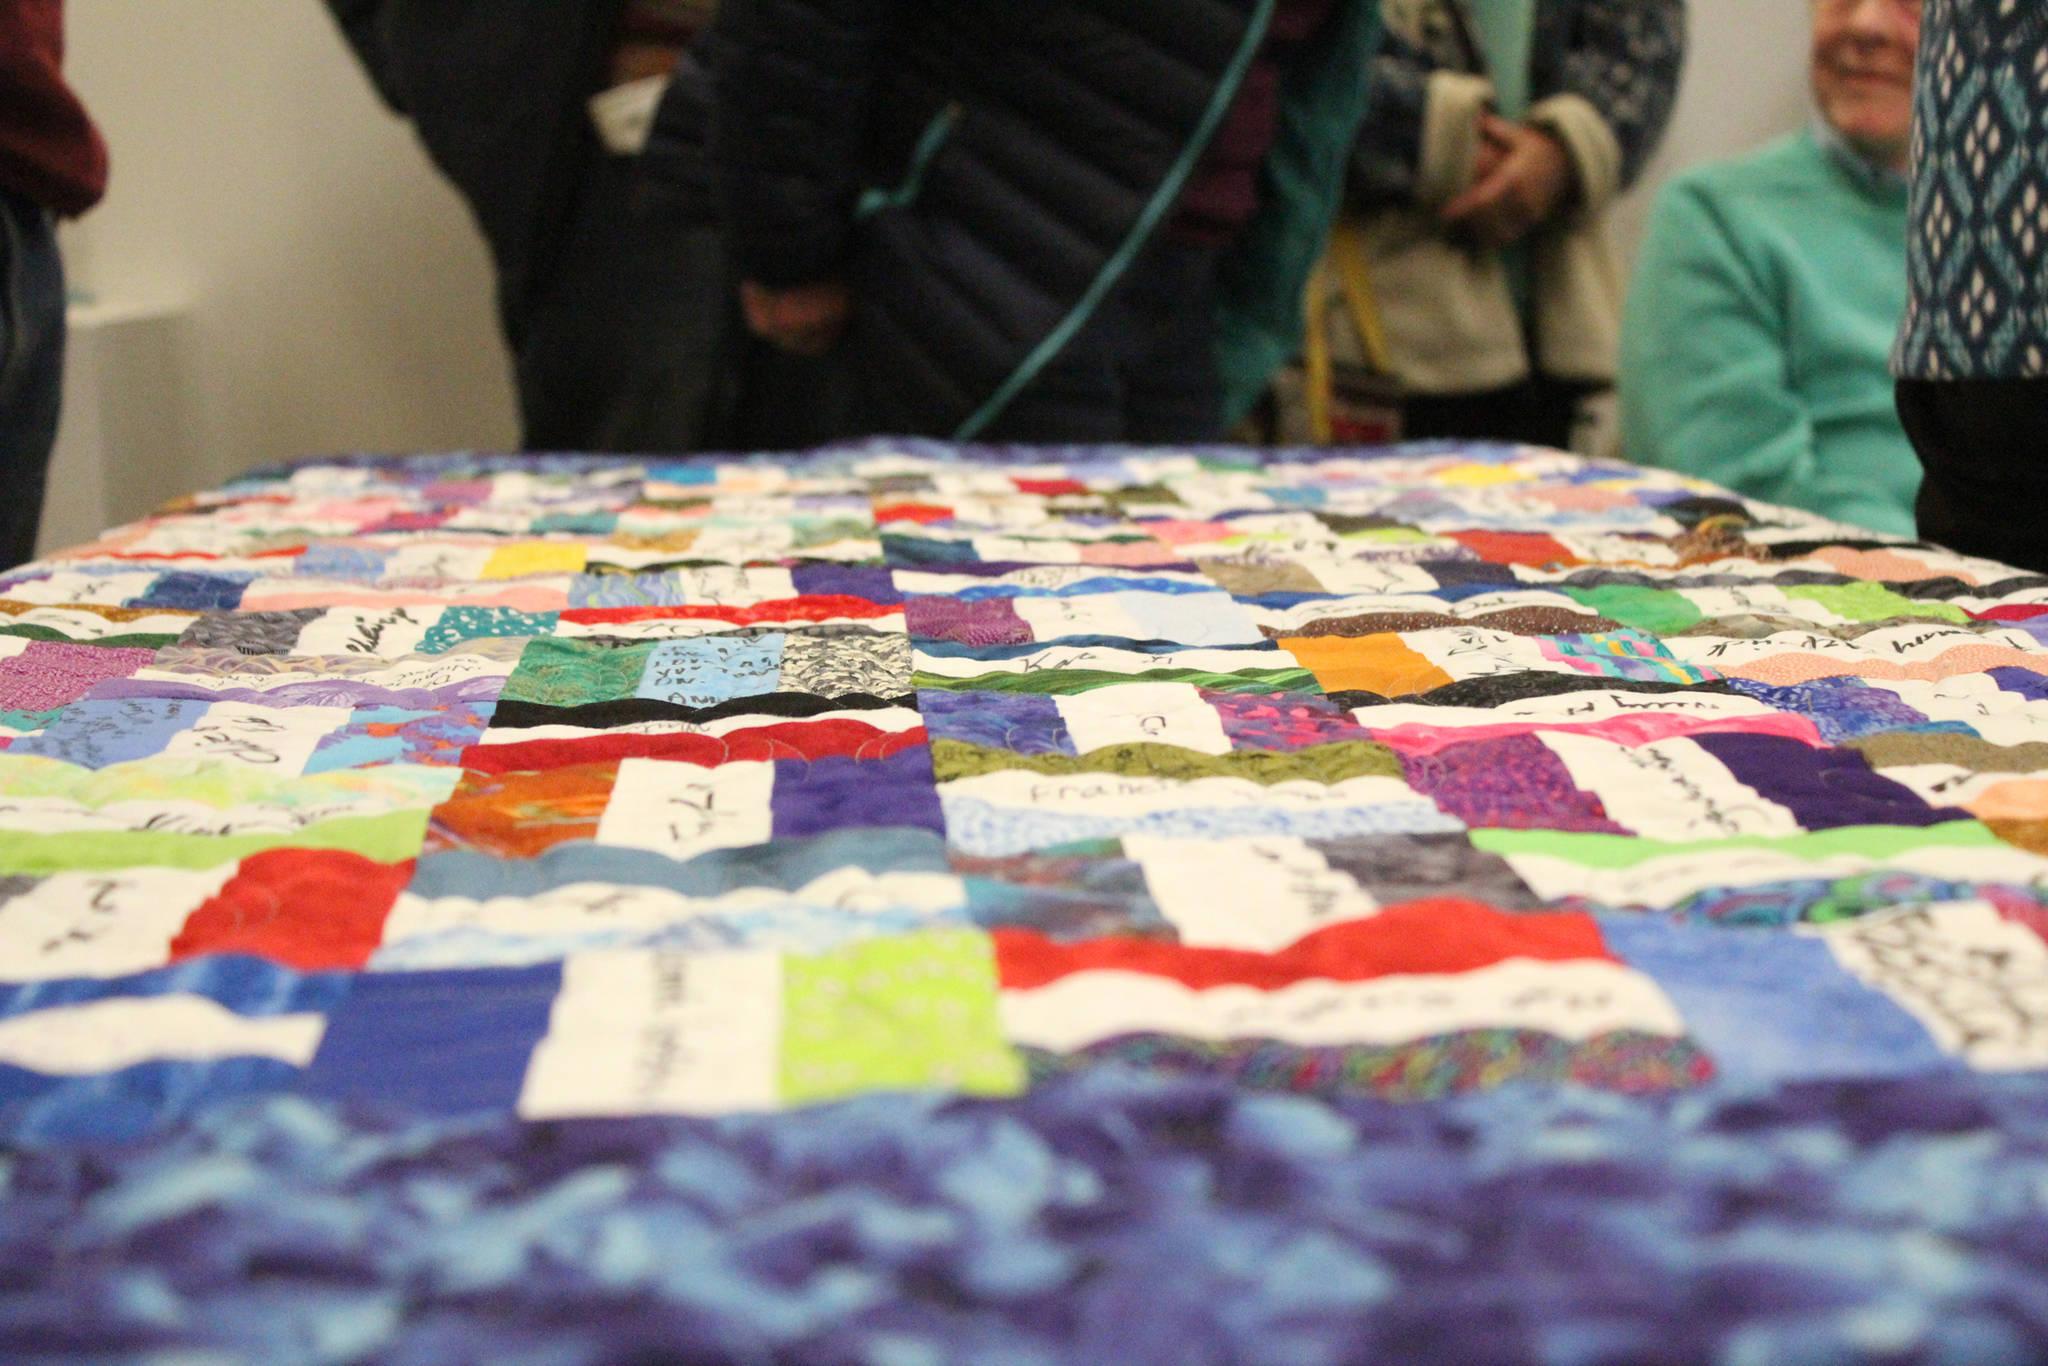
[1447,530,1579,568]
[171,849,412,971]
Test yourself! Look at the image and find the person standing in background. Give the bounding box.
[1342,0,1685,450]
[712,0,1383,444]
[1620,0,1921,537]
[0,0,105,569]
[325,1,821,453]
[1894,0,2048,572]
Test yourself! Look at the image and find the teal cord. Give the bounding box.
[954,0,1281,441]
[855,104,962,223]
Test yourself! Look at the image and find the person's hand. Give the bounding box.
[740,279,851,356]
[1469,127,1508,190]
[1440,114,1576,249]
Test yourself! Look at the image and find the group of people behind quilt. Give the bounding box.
[310,0,2045,569]
[6,5,2046,568]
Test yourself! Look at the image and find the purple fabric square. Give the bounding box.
[363,511,452,535]
[0,642,160,712]
[1989,667,2048,703]
[1725,677,1938,745]
[791,565,904,605]
[1691,733,1968,831]
[420,479,493,505]
[1209,689,1372,753]
[904,595,1034,646]
[771,746,945,840]
[917,690,1075,754]
[1399,733,1627,834]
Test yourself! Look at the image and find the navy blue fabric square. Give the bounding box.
[298,964,563,1116]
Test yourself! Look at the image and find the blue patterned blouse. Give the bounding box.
[1896,0,2048,380]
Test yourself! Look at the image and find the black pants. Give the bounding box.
[0,187,61,570]
[514,59,852,455]
[978,236,1226,445]
[1896,378,2048,575]
[1400,376,1602,451]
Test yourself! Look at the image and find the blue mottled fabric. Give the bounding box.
[1897,0,2048,379]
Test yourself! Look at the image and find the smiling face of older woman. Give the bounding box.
[1812,0,1923,173]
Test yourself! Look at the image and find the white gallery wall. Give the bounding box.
[47,0,518,551]
[43,0,1812,551]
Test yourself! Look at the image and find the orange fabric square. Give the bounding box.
[1280,634,1454,697]
[425,761,620,858]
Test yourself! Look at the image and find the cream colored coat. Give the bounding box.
[1355,70,1627,392]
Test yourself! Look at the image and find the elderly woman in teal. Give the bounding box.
[1345,0,1688,450]
[1621,0,1922,537]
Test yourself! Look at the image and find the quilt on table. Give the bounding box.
[7,440,2048,1363]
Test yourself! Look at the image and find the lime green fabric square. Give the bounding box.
[780,930,1025,1105]
[1782,583,1966,626]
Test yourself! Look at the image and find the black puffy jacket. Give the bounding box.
[713,0,1381,438]
[324,1,625,348]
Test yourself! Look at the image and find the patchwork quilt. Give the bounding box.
[7,440,2048,1364]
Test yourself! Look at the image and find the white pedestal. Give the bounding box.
[39,299,194,558]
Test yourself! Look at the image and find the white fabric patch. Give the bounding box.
[1811,900,2048,1071]
[3,607,197,641]
[0,793,415,837]
[687,525,798,563]
[1126,835,1377,951]
[136,648,519,695]
[896,568,1214,596]
[0,995,326,1074]
[1052,683,1233,757]
[556,613,906,641]
[1656,586,1811,622]
[1660,626,2021,672]
[593,759,776,861]
[1862,676,2048,747]
[666,567,799,606]
[380,544,498,584]
[943,769,1430,818]
[913,644,1291,680]
[1401,628,1559,682]
[157,703,353,775]
[520,948,782,1118]
[968,537,1085,564]
[1874,765,2023,808]
[293,606,435,658]
[1486,689,1783,724]
[1,572,161,606]
[1001,959,1686,1052]
[1011,592,1263,648]
[0,868,236,981]
[1537,733,1803,841]
[1501,842,2048,909]
[385,870,964,946]
[1857,623,2040,657]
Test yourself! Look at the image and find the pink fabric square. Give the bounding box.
[0,641,160,712]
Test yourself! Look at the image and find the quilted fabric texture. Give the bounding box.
[8,440,2048,1362]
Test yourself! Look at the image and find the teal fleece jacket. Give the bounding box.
[1619,129,1917,537]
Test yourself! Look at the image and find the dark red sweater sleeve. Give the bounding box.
[1171,0,1335,247]
[0,0,108,217]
